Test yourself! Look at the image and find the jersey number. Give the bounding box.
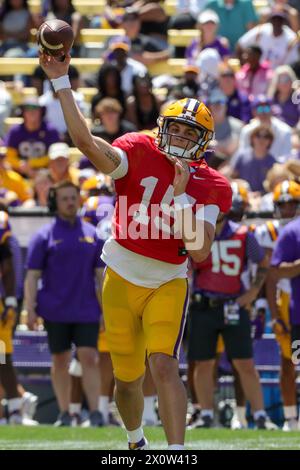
[133,176,196,235]
[211,240,242,276]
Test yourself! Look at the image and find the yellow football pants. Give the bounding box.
[102,267,188,382]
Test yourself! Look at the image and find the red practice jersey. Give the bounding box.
[111,133,232,264]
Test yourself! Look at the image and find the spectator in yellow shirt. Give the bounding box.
[0,147,33,204]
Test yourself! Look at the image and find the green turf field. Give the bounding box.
[0,426,300,450]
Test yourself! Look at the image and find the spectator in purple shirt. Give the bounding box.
[267,65,300,128]
[25,181,104,427]
[271,216,300,361]
[4,96,61,178]
[219,63,252,123]
[230,125,277,192]
[185,10,230,63]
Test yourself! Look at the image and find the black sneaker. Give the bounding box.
[187,408,201,427]
[71,413,82,426]
[54,411,72,427]
[187,414,213,429]
[89,410,104,427]
[255,415,278,430]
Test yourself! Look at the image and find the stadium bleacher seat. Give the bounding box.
[9,87,37,106]
[0,57,188,76]
[28,0,268,16]
[28,0,177,16]
[3,117,23,133]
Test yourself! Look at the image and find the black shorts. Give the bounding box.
[44,321,100,354]
[187,300,253,361]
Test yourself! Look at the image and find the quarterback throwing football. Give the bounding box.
[40,52,232,450]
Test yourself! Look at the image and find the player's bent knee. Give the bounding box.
[115,374,144,393]
[149,353,178,382]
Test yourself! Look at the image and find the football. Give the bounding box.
[37,19,74,58]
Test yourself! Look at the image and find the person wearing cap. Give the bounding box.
[238,94,292,160]
[25,180,105,427]
[236,45,274,97]
[0,147,33,205]
[237,9,299,69]
[230,125,277,192]
[261,1,299,33]
[206,87,243,157]
[121,9,170,66]
[48,142,79,185]
[204,0,258,49]
[92,98,136,143]
[4,97,60,178]
[218,64,252,123]
[168,64,201,101]
[185,9,230,64]
[105,35,147,95]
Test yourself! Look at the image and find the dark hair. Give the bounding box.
[50,0,75,16]
[92,63,125,117]
[247,44,263,57]
[96,62,122,94]
[132,73,160,130]
[250,125,274,148]
[48,180,80,212]
[0,0,28,20]
[68,65,80,80]
[53,180,80,193]
[132,72,152,92]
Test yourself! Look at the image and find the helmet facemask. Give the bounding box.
[156,117,214,161]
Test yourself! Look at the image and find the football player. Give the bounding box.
[188,181,277,430]
[40,52,232,450]
[0,211,37,425]
[256,180,300,431]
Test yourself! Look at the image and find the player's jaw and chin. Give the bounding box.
[161,134,203,164]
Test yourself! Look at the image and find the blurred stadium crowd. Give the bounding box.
[0,0,300,432]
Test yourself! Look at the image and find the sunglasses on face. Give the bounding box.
[256,105,271,114]
[254,133,271,139]
[278,75,291,84]
[220,72,234,78]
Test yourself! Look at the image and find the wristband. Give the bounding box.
[51,75,71,93]
[4,296,17,308]
[174,193,191,210]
